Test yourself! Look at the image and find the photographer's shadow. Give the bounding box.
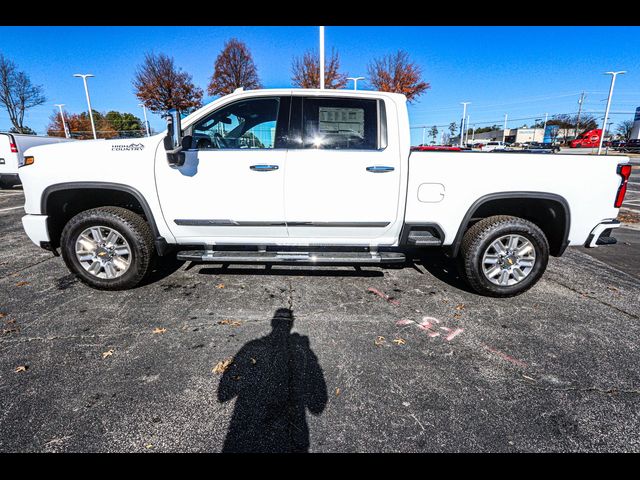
[217,308,328,452]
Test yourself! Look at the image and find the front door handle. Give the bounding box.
[250,164,279,172]
[366,166,395,173]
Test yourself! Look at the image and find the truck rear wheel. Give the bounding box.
[459,215,549,297]
[60,206,155,290]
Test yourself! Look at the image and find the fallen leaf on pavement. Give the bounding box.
[393,338,406,345]
[453,313,462,319]
[218,319,242,326]
[250,358,257,365]
[152,327,167,334]
[0,313,6,319]
[145,444,153,449]
[14,365,28,373]
[212,358,234,374]
[374,336,386,346]
[455,304,465,311]
[15,281,29,287]
[335,388,341,396]
[102,349,114,359]
[215,283,225,289]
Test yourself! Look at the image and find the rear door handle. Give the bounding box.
[250,164,279,172]
[366,166,395,173]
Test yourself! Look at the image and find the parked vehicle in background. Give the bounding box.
[570,129,602,148]
[621,139,640,153]
[0,133,74,188]
[411,145,462,151]
[526,142,561,153]
[18,88,631,297]
[480,141,508,151]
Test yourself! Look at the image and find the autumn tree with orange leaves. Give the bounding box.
[367,50,429,103]
[133,52,203,114]
[46,109,140,139]
[291,49,347,89]
[208,38,262,96]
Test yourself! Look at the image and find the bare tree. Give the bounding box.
[367,50,430,103]
[133,52,203,114]
[291,49,347,89]
[208,38,262,96]
[616,120,634,141]
[0,55,46,133]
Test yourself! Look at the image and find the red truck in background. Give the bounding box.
[570,129,602,148]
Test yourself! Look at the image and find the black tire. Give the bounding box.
[459,215,549,297]
[60,206,155,290]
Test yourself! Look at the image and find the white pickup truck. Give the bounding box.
[18,88,632,296]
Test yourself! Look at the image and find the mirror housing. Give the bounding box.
[165,109,185,167]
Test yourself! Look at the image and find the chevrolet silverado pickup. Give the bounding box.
[18,88,632,296]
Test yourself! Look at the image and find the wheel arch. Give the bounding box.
[448,191,571,258]
[41,182,169,255]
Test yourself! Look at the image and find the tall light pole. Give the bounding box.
[139,103,150,137]
[465,115,470,144]
[73,73,97,139]
[347,76,365,90]
[575,91,585,139]
[503,113,508,142]
[319,26,325,90]
[597,71,626,155]
[459,102,470,146]
[54,104,70,138]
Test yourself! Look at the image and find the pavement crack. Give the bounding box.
[287,280,294,311]
[0,255,55,281]
[548,276,639,320]
[521,382,640,396]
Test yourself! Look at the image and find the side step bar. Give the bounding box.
[177,250,406,265]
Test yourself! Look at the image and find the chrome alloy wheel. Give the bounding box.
[75,226,132,279]
[481,234,536,286]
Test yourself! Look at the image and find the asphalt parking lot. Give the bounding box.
[1,186,639,452]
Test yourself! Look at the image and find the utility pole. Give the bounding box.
[503,113,508,142]
[459,102,470,147]
[543,112,548,136]
[575,91,585,139]
[319,26,325,90]
[598,71,626,155]
[54,104,70,138]
[422,127,426,146]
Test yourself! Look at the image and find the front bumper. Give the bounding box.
[585,220,621,248]
[21,214,50,247]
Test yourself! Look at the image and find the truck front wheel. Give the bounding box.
[459,215,549,297]
[60,206,155,290]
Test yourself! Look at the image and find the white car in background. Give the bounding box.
[481,141,508,152]
[0,133,74,188]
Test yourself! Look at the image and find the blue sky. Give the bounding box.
[1,26,639,144]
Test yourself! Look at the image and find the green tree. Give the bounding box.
[9,125,36,135]
[429,125,438,143]
[448,122,457,136]
[104,111,143,137]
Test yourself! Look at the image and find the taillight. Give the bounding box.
[9,142,18,153]
[615,164,632,208]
